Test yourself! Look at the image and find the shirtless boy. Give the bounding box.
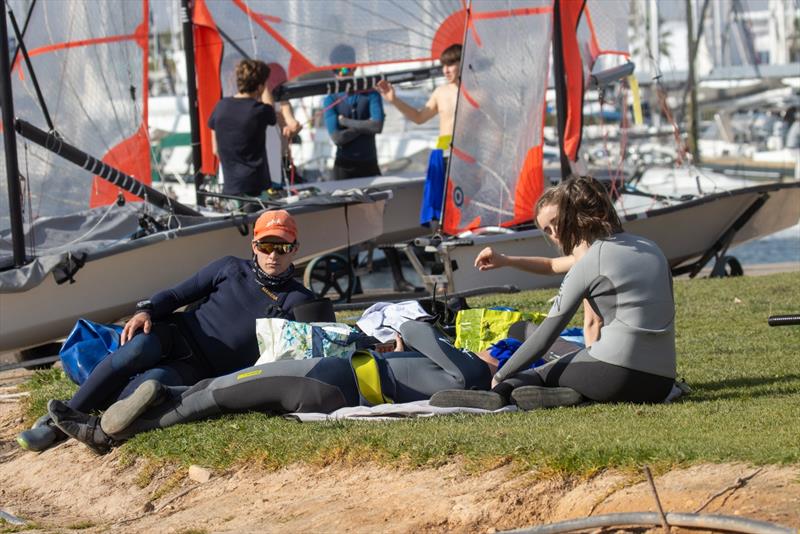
[377,44,461,229]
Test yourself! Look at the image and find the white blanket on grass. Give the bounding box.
[285,383,689,423]
[285,400,518,422]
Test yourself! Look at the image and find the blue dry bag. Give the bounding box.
[59,319,123,385]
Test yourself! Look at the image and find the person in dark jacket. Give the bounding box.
[17,210,315,452]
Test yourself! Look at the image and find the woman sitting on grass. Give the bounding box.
[432,175,677,410]
[473,185,602,347]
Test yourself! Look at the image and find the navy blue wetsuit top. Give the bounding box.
[208,97,277,195]
[323,91,384,161]
[149,256,314,376]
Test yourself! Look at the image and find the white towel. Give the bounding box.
[285,400,518,422]
[356,301,432,342]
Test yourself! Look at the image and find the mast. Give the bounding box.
[648,0,662,129]
[686,0,701,163]
[552,0,572,181]
[0,4,26,267]
[181,0,204,205]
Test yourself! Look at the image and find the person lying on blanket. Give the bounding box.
[431,176,677,411]
[48,320,535,454]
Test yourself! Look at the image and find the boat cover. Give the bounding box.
[0,205,141,292]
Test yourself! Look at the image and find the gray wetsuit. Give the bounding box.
[495,232,676,403]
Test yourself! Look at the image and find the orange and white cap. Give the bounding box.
[253,210,297,243]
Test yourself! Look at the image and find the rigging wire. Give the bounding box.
[40,3,118,180]
[22,141,36,257]
[242,0,259,57]
[81,2,137,154]
[384,0,442,35]
[32,201,121,254]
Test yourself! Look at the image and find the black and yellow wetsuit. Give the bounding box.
[109,321,491,440]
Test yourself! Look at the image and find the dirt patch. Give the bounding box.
[1,383,798,533]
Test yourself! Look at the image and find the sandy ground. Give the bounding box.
[1,369,798,533]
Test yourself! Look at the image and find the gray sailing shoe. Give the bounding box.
[48,399,115,455]
[101,379,165,436]
[429,389,508,411]
[510,386,584,410]
[16,413,68,452]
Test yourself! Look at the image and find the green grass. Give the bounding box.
[22,272,800,474]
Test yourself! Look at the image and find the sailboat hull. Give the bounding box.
[294,174,428,245]
[440,182,800,293]
[0,199,385,353]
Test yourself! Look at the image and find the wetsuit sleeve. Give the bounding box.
[324,95,361,146]
[337,117,384,134]
[148,256,232,320]
[369,92,385,122]
[336,93,384,134]
[493,258,591,382]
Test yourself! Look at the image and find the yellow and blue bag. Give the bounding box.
[454,307,546,353]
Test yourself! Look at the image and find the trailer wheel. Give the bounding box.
[711,255,744,278]
[303,253,354,302]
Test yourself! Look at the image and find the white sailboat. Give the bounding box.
[407,0,799,295]
[188,0,473,245]
[0,0,389,354]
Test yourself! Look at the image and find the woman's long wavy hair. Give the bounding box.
[236,59,270,94]
[537,176,622,255]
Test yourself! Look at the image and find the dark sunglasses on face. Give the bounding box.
[255,241,296,255]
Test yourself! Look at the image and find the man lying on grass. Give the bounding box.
[18,210,315,453]
[46,320,512,454]
[431,176,677,410]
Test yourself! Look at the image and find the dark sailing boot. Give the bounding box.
[429,389,509,411]
[16,413,68,452]
[510,386,584,410]
[47,400,115,455]
[101,379,166,436]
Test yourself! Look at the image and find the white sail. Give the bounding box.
[0,0,150,233]
[203,0,466,90]
[442,0,553,234]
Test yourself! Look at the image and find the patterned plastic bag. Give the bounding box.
[255,318,364,364]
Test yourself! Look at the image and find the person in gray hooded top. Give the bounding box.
[432,176,677,410]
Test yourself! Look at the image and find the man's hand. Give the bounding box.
[375,80,396,102]
[121,311,152,345]
[282,119,302,139]
[474,246,506,271]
